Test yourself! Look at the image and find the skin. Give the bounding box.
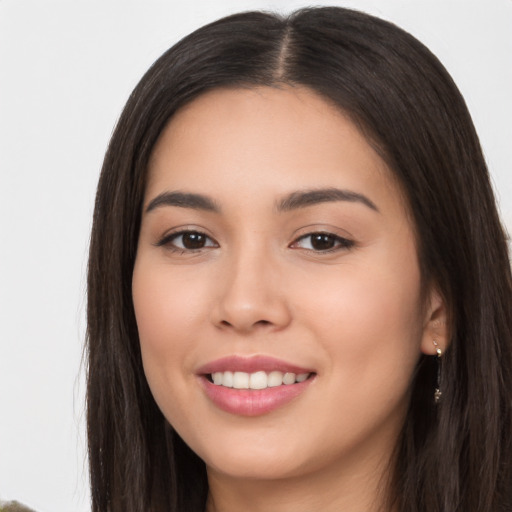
[132,86,447,512]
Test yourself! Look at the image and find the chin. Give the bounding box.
[205,452,309,481]
[188,429,313,480]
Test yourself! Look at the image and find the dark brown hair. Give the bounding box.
[86,7,512,512]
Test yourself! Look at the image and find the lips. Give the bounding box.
[196,355,316,416]
[198,355,314,375]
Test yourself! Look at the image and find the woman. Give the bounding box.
[86,7,512,512]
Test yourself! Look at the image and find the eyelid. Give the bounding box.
[153,225,354,254]
[155,227,219,251]
[289,230,355,252]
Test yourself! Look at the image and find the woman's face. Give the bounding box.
[133,87,441,483]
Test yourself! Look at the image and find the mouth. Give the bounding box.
[206,370,313,389]
[197,356,316,416]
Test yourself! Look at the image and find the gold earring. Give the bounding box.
[433,340,442,403]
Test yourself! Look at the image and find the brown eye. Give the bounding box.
[292,232,354,252]
[181,232,207,249]
[310,233,337,250]
[157,230,217,251]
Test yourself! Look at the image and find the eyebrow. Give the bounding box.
[145,187,378,215]
[145,191,220,213]
[277,188,379,213]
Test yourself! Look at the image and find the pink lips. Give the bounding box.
[197,355,315,417]
[197,355,313,375]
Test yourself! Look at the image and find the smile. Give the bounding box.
[197,356,316,416]
[209,370,311,389]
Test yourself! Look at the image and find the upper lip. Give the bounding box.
[196,355,314,375]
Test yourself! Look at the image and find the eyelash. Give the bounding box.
[155,230,218,253]
[156,230,354,254]
[290,232,355,253]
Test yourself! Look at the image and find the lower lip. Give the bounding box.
[199,376,314,416]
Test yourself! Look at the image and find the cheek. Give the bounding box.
[300,248,423,383]
[131,258,209,410]
[290,257,424,454]
[132,259,206,351]
[335,273,421,344]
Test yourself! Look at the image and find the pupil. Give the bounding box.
[183,232,205,249]
[311,234,335,250]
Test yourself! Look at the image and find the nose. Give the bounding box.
[211,247,292,334]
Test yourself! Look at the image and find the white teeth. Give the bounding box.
[283,372,296,385]
[223,371,234,388]
[210,370,311,388]
[267,371,283,387]
[233,371,249,389]
[249,371,268,389]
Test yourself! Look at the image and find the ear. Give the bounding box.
[420,286,449,356]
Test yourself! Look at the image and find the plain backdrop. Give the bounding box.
[0,1,511,511]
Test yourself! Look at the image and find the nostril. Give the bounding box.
[218,319,272,329]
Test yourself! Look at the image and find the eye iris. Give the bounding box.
[182,232,206,249]
[311,233,336,250]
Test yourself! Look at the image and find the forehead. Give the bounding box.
[146,86,404,213]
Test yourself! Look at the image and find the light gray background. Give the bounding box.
[1,1,511,511]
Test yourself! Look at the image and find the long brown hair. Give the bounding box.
[86,7,512,511]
